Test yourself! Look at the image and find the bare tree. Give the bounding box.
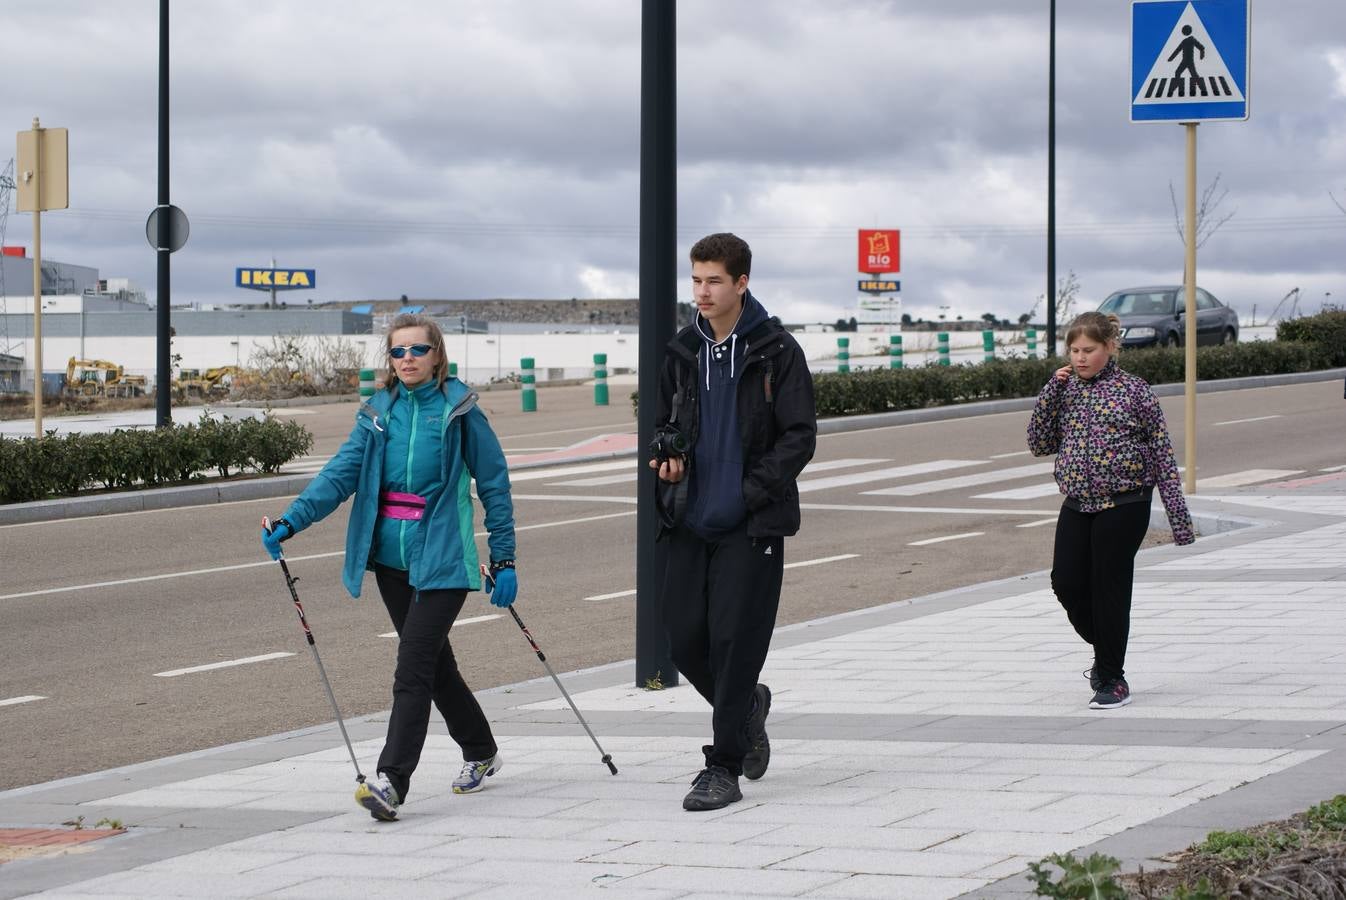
[1027,268,1082,325]
[1169,172,1236,250]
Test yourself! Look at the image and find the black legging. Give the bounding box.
[373,564,497,801]
[1050,501,1150,685]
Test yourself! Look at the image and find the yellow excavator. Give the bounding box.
[64,358,148,398]
[174,365,250,399]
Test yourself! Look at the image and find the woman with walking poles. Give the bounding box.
[259,313,519,821]
[1027,311,1194,710]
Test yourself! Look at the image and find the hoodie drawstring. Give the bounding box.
[695,306,745,391]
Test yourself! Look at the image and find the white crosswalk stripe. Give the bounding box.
[548,457,890,488]
[1198,469,1303,489]
[974,482,1062,501]
[797,459,984,493]
[863,462,1054,497]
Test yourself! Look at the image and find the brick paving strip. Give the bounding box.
[0,828,124,865]
[0,488,1342,899]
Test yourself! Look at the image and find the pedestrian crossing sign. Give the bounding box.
[1131,0,1249,122]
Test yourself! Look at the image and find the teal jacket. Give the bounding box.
[281,378,515,598]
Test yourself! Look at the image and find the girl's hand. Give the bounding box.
[1054,365,1072,382]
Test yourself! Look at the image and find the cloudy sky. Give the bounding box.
[8,1,1346,324]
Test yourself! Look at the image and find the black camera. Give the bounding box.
[649,425,691,463]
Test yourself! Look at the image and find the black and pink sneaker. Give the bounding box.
[1089,679,1131,710]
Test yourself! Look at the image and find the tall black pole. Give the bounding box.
[635,0,678,689]
[1046,0,1057,357]
[155,0,172,427]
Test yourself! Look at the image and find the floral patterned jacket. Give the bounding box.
[1027,358,1194,545]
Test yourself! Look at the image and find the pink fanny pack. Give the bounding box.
[379,491,426,521]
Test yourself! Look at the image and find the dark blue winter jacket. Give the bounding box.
[684,292,768,539]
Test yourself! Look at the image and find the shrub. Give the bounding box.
[0,415,313,505]
[1275,307,1346,366]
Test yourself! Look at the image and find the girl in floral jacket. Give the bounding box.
[1027,311,1194,710]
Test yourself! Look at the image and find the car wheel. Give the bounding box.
[1221,328,1237,345]
[1165,333,1181,348]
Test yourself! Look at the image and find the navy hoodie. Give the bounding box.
[684,291,769,539]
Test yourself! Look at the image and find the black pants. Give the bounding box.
[1050,501,1150,685]
[660,524,784,776]
[374,564,497,801]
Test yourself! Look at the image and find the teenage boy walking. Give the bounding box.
[648,232,817,811]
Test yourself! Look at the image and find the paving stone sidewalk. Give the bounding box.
[2,488,1344,899]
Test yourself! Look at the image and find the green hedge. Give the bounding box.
[0,415,313,505]
[1276,307,1346,366]
[814,336,1337,417]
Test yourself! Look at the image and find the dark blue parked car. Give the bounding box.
[1098,286,1240,348]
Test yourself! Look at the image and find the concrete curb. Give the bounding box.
[3,367,1340,526]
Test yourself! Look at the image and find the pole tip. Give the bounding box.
[603,756,618,776]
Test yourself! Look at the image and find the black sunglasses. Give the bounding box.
[389,343,433,359]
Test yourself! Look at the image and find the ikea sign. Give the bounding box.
[235,267,316,291]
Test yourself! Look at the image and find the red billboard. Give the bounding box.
[858,229,900,274]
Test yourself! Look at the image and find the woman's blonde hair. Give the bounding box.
[1064,311,1122,352]
[383,313,449,390]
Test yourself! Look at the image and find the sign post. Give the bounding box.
[1131,0,1249,495]
[16,118,69,438]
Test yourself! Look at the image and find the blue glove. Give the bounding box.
[486,567,517,608]
[261,518,294,561]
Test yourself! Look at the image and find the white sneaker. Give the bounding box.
[453,754,503,794]
[354,773,400,821]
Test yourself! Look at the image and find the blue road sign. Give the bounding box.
[1131,0,1249,122]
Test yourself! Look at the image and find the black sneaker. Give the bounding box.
[682,766,742,812]
[1089,679,1132,710]
[742,683,772,781]
[1083,663,1103,692]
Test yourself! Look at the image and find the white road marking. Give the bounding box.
[583,554,859,601]
[864,462,1055,497]
[1,511,635,602]
[990,450,1031,459]
[0,695,46,707]
[503,446,565,453]
[153,652,295,678]
[797,459,984,493]
[1017,517,1059,528]
[802,503,1055,516]
[0,552,344,602]
[551,472,636,487]
[585,589,637,601]
[1199,469,1303,489]
[511,494,637,504]
[380,613,500,637]
[552,458,891,488]
[784,553,860,569]
[1212,415,1283,426]
[1323,465,1346,473]
[909,531,984,546]
[974,482,1062,500]
[508,460,633,482]
[803,458,891,473]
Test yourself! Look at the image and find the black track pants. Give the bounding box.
[374,564,497,801]
[1050,501,1150,685]
[660,524,784,775]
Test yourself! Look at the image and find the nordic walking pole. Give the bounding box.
[483,566,617,775]
[264,517,366,785]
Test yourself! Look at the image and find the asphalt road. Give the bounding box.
[0,379,1341,791]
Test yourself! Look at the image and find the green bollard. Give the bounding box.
[521,357,537,412]
[982,330,995,363]
[1026,327,1037,360]
[448,361,459,378]
[938,332,950,366]
[359,368,376,398]
[593,353,609,406]
[889,334,903,369]
[837,337,850,373]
